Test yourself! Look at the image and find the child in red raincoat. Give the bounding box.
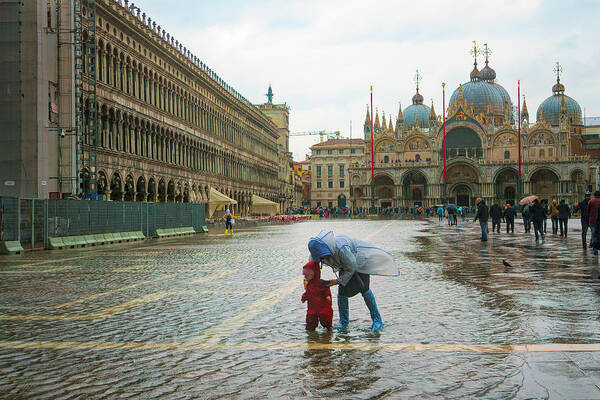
[301,261,335,331]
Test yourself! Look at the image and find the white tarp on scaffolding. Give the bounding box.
[250,194,278,216]
[208,187,237,217]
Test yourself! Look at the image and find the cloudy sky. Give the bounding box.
[138,0,600,160]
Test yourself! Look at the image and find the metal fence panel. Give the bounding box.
[0,197,206,248]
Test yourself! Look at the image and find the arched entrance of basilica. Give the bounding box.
[445,163,480,207]
[402,170,427,206]
[374,175,394,209]
[495,168,518,205]
[530,169,559,200]
[450,184,473,207]
[337,194,346,209]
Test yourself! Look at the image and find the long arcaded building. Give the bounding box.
[0,0,282,215]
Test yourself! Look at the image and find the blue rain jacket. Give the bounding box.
[308,230,399,286]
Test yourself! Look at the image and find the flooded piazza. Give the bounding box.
[1,219,600,399]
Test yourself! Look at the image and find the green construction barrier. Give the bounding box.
[165,228,177,236]
[201,226,208,233]
[133,231,145,240]
[48,237,65,250]
[82,235,97,246]
[102,234,113,243]
[0,241,24,255]
[72,236,86,247]
[61,236,77,248]
[93,234,106,244]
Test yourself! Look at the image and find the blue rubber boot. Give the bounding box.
[362,290,383,331]
[334,295,349,329]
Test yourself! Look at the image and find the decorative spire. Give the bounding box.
[552,61,565,94]
[381,112,387,131]
[483,43,491,65]
[414,69,421,93]
[470,40,481,81]
[266,84,273,103]
[412,70,424,104]
[458,84,464,103]
[521,96,529,118]
[388,115,393,131]
[397,102,404,122]
[364,105,371,125]
[429,100,436,121]
[537,107,544,122]
[374,108,380,131]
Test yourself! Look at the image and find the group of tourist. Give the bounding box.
[470,191,600,253]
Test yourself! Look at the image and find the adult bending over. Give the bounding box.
[308,230,399,331]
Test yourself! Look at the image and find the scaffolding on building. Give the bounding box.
[74,0,98,196]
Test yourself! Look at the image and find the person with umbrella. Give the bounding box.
[558,199,571,237]
[307,230,399,331]
[520,195,537,233]
[473,198,489,241]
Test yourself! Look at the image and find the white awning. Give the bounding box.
[250,194,278,216]
[208,188,237,217]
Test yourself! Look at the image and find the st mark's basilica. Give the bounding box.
[349,45,589,209]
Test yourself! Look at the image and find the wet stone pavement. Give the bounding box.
[1,219,600,399]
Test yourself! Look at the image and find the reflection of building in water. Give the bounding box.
[348,47,590,208]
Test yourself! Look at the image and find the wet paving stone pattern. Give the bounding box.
[1,219,600,399]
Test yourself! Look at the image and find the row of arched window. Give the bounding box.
[80,34,278,164]
[82,102,279,188]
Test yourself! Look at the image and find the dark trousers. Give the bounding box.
[581,220,591,247]
[523,217,531,232]
[506,217,514,233]
[551,217,559,234]
[492,217,501,233]
[559,218,568,236]
[533,220,545,240]
[479,220,488,241]
[543,218,547,233]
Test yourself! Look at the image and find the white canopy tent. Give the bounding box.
[208,187,237,217]
[250,194,278,216]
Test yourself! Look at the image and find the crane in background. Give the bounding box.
[289,130,342,142]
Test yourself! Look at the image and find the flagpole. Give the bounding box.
[442,82,446,203]
[517,80,521,180]
[370,86,375,211]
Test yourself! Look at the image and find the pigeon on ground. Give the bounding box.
[502,260,512,268]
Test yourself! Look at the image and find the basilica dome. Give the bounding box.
[449,60,513,123]
[536,78,582,126]
[403,89,430,129]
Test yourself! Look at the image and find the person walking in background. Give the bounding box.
[437,206,444,222]
[503,202,516,233]
[541,199,549,234]
[557,199,571,237]
[490,200,502,234]
[550,199,559,234]
[575,192,592,249]
[587,191,600,254]
[522,203,532,233]
[474,198,489,241]
[530,198,547,241]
